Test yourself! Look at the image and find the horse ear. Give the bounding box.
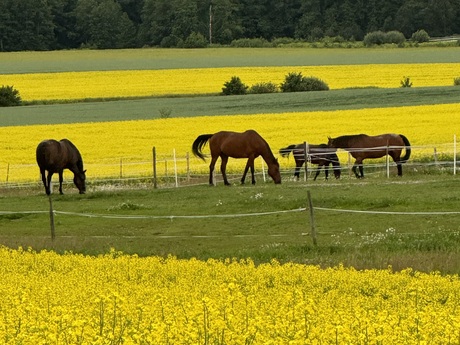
[83,170,87,173]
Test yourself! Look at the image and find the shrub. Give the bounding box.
[454,77,460,86]
[400,76,413,88]
[411,29,430,43]
[183,32,208,48]
[280,72,329,92]
[0,85,21,107]
[363,31,386,46]
[271,37,297,47]
[230,38,270,48]
[159,108,172,118]
[385,31,406,45]
[248,82,279,94]
[221,76,248,95]
[363,30,405,46]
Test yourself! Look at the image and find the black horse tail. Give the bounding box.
[399,134,411,163]
[279,144,297,158]
[192,134,214,161]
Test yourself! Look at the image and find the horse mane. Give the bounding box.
[262,139,279,165]
[333,134,366,147]
[61,139,84,171]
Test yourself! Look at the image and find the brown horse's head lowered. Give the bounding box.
[192,130,281,186]
[36,139,87,195]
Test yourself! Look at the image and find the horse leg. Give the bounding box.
[294,159,304,180]
[58,170,64,194]
[352,164,359,178]
[220,155,231,186]
[41,169,50,195]
[241,157,256,184]
[250,160,256,185]
[209,156,218,186]
[324,163,329,180]
[313,164,322,181]
[241,161,250,184]
[353,158,364,178]
[392,154,403,176]
[358,163,364,178]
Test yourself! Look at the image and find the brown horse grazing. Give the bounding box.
[328,133,411,178]
[192,130,281,185]
[279,143,341,180]
[36,139,87,195]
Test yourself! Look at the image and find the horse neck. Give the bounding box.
[260,146,277,166]
[334,136,356,148]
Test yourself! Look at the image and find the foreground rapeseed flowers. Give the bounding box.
[0,103,459,183]
[1,63,459,101]
[1,247,460,344]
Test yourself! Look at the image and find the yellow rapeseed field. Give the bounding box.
[1,63,459,101]
[0,103,458,182]
[1,247,460,344]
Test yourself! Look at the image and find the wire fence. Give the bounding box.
[0,138,458,189]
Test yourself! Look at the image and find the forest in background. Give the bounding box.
[0,0,459,51]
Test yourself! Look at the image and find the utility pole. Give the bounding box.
[209,4,213,45]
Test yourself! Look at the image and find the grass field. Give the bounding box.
[1,174,460,273]
[1,47,460,272]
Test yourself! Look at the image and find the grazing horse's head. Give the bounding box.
[268,159,282,184]
[327,136,336,147]
[74,169,87,194]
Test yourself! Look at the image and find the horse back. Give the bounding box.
[211,130,269,158]
[36,140,62,171]
[36,139,82,172]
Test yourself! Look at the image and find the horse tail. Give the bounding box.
[399,134,411,163]
[192,134,213,161]
[279,144,297,158]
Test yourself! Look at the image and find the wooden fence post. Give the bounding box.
[186,152,190,181]
[48,195,55,241]
[307,190,317,246]
[152,146,157,189]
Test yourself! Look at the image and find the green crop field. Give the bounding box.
[1,47,460,74]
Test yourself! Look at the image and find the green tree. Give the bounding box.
[75,0,136,48]
[295,0,323,40]
[49,0,80,49]
[2,0,55,51]
[209,0,243,44]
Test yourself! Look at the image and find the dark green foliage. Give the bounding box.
[183,32,208,48]
[230,38,270,47]
[248,82,279,94]
[0,85,21,107]
[400,76,413,88]
[454,77,460,86]
[363,31,387,46]
[363,30,406,46]
[221,76,248,95]
[280,72,329,92]
[384,31,406,45]
[411,29,430,43]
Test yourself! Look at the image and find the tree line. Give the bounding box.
[0,0,459,51]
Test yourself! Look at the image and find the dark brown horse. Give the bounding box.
[36,139,86,195]
[328,133,411,178]
[279,143,341,180]
[192,130,281,185]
